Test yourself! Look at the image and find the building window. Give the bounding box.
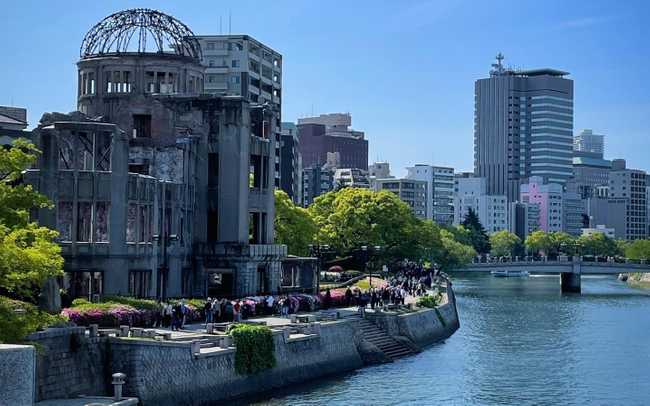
[63,271,103,301]
[231,75,240,84]
[94,202,110,242]
[57,202,73,241]
[129,270,151,298]
[77,202,92,242]
[231,60,240,68]
[126,204,137,242]
[133,114,152,138]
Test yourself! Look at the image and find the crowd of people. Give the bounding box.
[152,264,443,330]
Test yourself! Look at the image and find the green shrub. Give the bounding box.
[102,296,160,311]
[417,294,442,309]
[0,296,67,343]
[71,298,91,306]
[229,324,276,374]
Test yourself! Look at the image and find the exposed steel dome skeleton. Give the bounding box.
[80,8,201,59]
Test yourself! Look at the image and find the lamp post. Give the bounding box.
[361,245,382,290]
[309,244,330,293]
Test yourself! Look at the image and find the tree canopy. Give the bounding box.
[302,188,475,270]
[461,208,491,254]
[625,240,650,260]
[273,190,317,256]
[490,230,521,257]
[577,233,621,257]
[0,139,63,300]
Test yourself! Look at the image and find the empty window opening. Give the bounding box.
[133,114,151,138]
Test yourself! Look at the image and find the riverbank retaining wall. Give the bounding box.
[110,320,363,405]
[367,295,460,348]
[26,327,109,401]
[27,287,460,405]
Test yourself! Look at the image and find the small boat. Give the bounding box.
[491,270,529,278]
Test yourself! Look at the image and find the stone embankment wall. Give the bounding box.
[110,320,363,405]
[29,287,460,405]
[367,293,460,348]
[26,327,109,401]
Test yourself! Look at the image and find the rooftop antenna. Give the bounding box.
[491,52,505,76]
[220,16,223,34]
[228,10,232,34]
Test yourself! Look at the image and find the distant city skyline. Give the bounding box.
[1,0,649,174]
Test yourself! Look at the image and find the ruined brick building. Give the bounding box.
[24,9,315,300]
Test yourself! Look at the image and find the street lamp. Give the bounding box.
[361,245,382,290]
[309,244,330,292]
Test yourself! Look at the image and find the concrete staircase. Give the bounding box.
[351,315,416,361]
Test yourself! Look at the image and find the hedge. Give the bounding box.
[229,324,276,374]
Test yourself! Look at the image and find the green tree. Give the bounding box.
[625,240,650,260]
[550,232,576,256]
[307,188,420,261]
[0,139,63,300]
[274,190,317,256]
[461,208,491,255]
[577,233,621,257]
[525,230,552,255]
[490,230,521,257]
[436,229,476,270]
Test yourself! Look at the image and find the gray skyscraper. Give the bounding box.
[574,129,604,154]
[474,54,574,202]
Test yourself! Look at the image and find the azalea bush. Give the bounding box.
[0,296,67,343]
[229,324,276,374]
[62,302,154,327]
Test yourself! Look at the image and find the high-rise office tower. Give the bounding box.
[194,35,283,187]
[574,129,604,154]
[474,54,574,202]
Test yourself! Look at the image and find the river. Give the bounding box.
[248,274,650,406]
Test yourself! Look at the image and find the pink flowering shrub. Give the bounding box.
[62,303,154,327]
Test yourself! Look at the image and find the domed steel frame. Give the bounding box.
[80,8,201,59]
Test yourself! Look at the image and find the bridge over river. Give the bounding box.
[453,257,650,293]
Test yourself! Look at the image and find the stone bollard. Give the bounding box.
[206,323,214,334]
[89,324,99,338]
[119,325,130,337]
[290,314,297,323]
[335,311,340,319]
[112,372,126,401]
[191,340,201,355]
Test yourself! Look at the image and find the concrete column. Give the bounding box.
[0,344,35,406]
[560,272,581,293]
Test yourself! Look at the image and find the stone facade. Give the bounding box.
[24,9,289,300]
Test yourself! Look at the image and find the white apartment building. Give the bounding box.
[453,177,508,233]
[374,178,428,220]
[406,164,454,225]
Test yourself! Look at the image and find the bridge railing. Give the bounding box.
[471,255,648,266]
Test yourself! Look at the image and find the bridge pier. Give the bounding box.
[560,273,581,293]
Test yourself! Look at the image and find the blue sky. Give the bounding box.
[1,0,649,174]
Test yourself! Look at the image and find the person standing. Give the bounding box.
[324,288,332,309]
[204,298,213,324]
[344,287,353,307]
[233,300,242,322]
